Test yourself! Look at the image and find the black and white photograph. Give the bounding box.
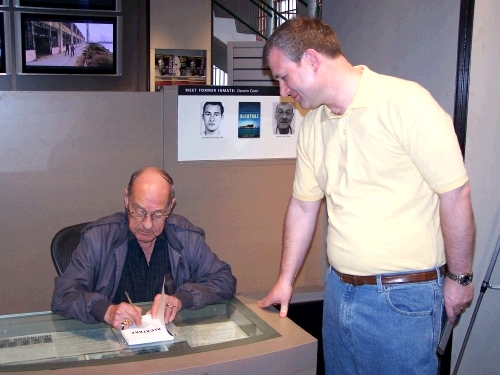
[273,102,296,135]
[201,101,225,138]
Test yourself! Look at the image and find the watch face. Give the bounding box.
[460,274,473,285]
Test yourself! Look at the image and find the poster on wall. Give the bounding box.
[177,86,309,162]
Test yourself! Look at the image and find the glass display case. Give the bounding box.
[0,297,280,372]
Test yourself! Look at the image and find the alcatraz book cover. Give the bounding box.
[238,102,260,138]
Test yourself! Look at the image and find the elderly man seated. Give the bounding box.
[52,166,236,330]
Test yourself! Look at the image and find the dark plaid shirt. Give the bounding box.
[113,232,174,304]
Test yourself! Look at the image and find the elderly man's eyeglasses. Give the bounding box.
[127,210,169,221]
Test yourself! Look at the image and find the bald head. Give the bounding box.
[124,167,176,248]
[127,167,174,204]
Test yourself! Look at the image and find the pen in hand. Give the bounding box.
[124,291,142,328]
[124,291,135,307]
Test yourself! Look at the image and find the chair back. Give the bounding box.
[51,222,90,275]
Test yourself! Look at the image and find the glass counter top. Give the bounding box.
[0,297,281,372]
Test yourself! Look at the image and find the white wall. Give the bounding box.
[322,0,499,373]
[455,1,500,373]
[150,0,212,83]
[323,0,459,115]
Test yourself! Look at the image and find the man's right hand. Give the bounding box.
[257,278,293,318]
[104,303,143,330]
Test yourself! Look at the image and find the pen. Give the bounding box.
[124,291,143,329]
[124,291,135,307]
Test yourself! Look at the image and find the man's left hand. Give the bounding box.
[149,294,182,323]
[444,277,474,325]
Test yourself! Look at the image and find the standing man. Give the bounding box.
[65,42,70,56]
[274,102,295,135]
[52,166,236,330]
[257,17,475,375]
[202,102,224,137]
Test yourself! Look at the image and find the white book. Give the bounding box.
[120,314,173,346]
[120,280,174,346]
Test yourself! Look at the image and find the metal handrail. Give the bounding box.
[213,0,267,40]
[253,0,288,22]
[213,0,322,42]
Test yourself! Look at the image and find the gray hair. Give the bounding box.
[127,166,175,203]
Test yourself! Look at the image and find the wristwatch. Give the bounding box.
[445,270,474,285]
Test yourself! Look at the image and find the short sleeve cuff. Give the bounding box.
[292,190,324,202]
[432,174,469,195]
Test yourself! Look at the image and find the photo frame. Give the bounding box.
[16,12,122,75]
[0,11,9,74]
[14,0,120,11]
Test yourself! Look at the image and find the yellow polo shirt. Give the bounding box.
[293,66,468,275]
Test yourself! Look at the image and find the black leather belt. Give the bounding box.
[334,265,445,286]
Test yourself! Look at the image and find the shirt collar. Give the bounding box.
[321,65,376,121]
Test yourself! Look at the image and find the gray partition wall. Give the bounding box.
[0,89,326,315]
[0,91,164,314]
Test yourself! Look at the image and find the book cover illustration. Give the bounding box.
[186,56,206,77]
[238,102,261,138]
[176,56,189,76]
[155,54,173,77]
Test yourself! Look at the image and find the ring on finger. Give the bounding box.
[121,319,131,330]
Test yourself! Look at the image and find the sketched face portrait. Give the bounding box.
[202,102,224,137]
[274,102,295,135]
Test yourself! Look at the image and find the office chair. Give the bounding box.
[50,222,90,275]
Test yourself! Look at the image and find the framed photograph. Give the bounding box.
[14,0,120,11]
[16,13,122,75]
[0,11,11,74]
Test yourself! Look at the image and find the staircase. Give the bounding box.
[212,0,322,85]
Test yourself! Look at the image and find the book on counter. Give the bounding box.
[120,314,173,346]
[120,281,174,346]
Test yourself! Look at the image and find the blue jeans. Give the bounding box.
[323,266,444,375]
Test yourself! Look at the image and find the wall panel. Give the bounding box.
[0,91,163,314]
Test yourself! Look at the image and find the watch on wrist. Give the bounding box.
[445,270,473,285]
